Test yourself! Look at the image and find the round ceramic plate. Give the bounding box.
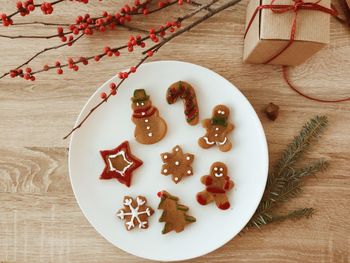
[69,60,268,261]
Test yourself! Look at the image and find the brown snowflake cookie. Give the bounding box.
[166,81,199,125]
[198,104,234,152]
[131,89,167,145]
[196,162,234,210]
[157,190,196,234]
[161,145,194,184]
[116,196,154,231]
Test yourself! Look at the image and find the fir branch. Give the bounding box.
[247,116,329,229]
[248,208,315,228]
[265,116,328,202]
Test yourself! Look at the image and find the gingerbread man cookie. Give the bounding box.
[198,105,234,152]
[196,162,234,210]
[116,196,154,231]
[161,145,194,184]
[166,81,199,125]
[131,89,167,144]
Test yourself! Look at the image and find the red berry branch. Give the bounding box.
[0,0,178,80]
[0,0,85,26]
[62,0,242,139]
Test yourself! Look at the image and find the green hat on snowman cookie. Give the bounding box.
[132,89,150,103]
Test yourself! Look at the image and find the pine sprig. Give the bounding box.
[247,116,329,229]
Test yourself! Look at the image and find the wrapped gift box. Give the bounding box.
[243,0,332,66]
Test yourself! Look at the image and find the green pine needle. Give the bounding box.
[247,116,328,229]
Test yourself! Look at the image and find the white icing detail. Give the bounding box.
[215,127,219,131]
[214,167,218,171]
[203,136,215,145]
[219,167,224,171]
[215,172,223,177]
[163,155,168,159]
[174,177,179,181]
[218,110,222,114]
[107,150,133,176]
[141,112,145,116]
[221,111,225,115]
[175,161,180,166]
[175,147,179,152]
[187,170,191,174]
[218,137,227,146]
[163,169,168,173]
[144,119,149,123]
[140,102,145,106]
[148,132,153,137]
[116,197,152,230]
[186,156,191,160]
[146,126,150,130]
[214,134,218,137]
[203,136,228,146]
[136,102,140,106]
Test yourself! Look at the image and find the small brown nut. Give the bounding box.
[265,103,279,121]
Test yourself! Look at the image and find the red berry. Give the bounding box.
[114,51,120,57]
[107,51,113,57]
[43,64,49,71]
[111,89,117,96]
[57,68,63,74]
[130,66,136,73]
[57,27,63,34]
[147,50,154,57]
[94,55,100,61]
[109,82,116,90]
[25,67,32,73]
[30,76,36,81]
[100,92,107,99]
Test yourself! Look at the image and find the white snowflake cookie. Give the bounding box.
[116,196,154,231]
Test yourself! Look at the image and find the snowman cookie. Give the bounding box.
[198,104,234,152]
[131,89,167,144]
[196,162,234,210]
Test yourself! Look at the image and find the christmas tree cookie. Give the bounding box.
[157,190,196,234]
[160,145,194,184]
[99,141,143,187]
[198,104,234,152]
[116,196,154,231]
[166,81,199,125]
[131,89,167,144]
[196,162,234,210]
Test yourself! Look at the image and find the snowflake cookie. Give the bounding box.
[116,196,154,231]
[160,145,194,184]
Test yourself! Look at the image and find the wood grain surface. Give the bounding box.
[0,0,349,262]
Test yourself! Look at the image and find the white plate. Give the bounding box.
[69,61,268,261]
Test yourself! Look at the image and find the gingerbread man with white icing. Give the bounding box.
[198,104,234,152]
[196,162,234,210]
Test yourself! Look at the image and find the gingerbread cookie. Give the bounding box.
[131,89,167,144]
[166,81,199,125]
[161,145,194,184]
[116,196,154,231]
[198,105,234,152]
[157,190,196,234]
[100,141,143,187]
[196,162,234,210]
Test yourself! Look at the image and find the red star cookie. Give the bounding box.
[100,141,143,187]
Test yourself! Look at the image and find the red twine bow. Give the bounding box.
[244,0,350,103]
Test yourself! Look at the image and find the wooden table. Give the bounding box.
[0,1,349,262]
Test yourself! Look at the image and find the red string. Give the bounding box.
[282,66,350,103]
